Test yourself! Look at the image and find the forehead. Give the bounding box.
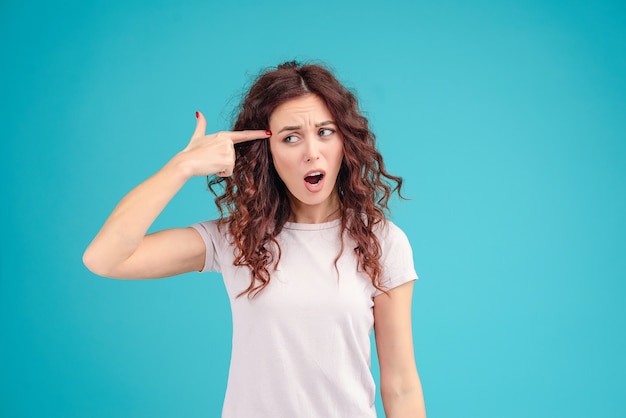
[269,94,332,125]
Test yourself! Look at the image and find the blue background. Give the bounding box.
[2,0,625,416]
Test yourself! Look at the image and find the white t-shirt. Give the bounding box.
[190,218,417,418]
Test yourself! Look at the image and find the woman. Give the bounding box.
[84,61,426,417]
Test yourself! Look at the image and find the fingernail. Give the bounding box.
[265,130,272,136]
[195,111,199,119]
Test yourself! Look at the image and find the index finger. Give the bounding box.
[230,130,271,145]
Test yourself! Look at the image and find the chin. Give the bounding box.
[292,188,336,207]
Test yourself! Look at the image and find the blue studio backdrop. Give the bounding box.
[1,0,625,417]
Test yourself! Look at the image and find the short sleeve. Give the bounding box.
[189,220,224,273]
[374,221,418,296]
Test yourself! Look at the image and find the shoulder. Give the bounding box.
[190,218,220,234]
[189,219,235,273]
[373,219,412,246]
[374,219,415,267]
[372,219,418,294]
[190,219,231,244]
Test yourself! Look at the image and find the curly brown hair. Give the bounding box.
[209,61,404,298]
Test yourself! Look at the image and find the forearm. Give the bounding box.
[83,155,191,275]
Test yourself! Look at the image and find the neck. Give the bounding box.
[287,193,342,224]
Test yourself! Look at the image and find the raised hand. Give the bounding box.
[179,111,270,178]
[83,111,270,278]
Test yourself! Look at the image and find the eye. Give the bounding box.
[319,128,335,137]
[283,134,299,143]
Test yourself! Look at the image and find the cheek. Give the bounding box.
[269,149,294,180]
[269,142,283,170]
[331,144,345,168]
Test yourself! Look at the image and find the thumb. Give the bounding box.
[192,111,207,138]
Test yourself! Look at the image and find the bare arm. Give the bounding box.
[374,281,426,417]
[82,112,269,279]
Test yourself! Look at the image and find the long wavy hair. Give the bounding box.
[209,61,404,298]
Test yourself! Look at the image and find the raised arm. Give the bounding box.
[374,281,426,417]
[82,112,269,279]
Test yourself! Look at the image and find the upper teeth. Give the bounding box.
[308,172,322,177]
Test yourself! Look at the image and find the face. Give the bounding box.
[268,94,344,222]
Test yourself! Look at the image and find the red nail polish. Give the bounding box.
[265,130,272,136]
[195,111,199,119]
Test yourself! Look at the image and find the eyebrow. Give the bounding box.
[277,120,336,133]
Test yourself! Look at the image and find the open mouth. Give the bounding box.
[304,171,324,185]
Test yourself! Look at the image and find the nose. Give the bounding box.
[304,137,320,163]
